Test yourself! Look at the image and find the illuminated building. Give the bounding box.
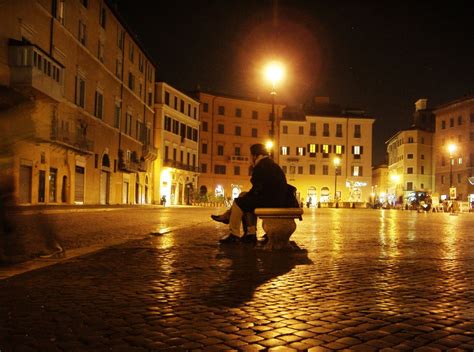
[386,99,435,205]
[279,98,375,205]
[192,90,284,200]
[433,95,474,203]
[0,0,156,204]
[154,82,200,205]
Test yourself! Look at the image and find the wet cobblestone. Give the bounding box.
[0,208,473,350]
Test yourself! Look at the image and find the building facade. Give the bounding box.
[372,164,388,204]
[154,82,200,205]
[194,90,284,201]
[386,129,434,204]
[433,95,474,203]
[279,101,375,205]
[0,0,156,205]
[385,99,435,205]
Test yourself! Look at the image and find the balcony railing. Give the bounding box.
[8,40,64,101]
[163,159,200,173]
[118,149,146,173]
[229,155,249,163]
[50,117,94,154]
[142,143,158,160]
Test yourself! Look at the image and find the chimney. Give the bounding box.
[415,98,428,111]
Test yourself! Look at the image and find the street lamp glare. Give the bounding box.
[447,143,457,155]
[391,174,400,183]
[264,61,285,87]
[265,140,274,151]
[333,157,341,167]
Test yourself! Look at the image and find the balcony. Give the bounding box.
[8,40,64,102]
[229,155,249,163]
[50,117,94,154]
[119,150,146,173]
[142,143,158,160]
[163,159,200,173]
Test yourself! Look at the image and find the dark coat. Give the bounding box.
[235,157,293,212]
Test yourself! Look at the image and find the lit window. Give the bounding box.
[309,144,317,153]
[458,158,463,165]
[297,147,305,156]
[281,146,289,155]
[353,166,360,176]
[335,145,342,154]
[322,144,329,153]
[354,145,361,155]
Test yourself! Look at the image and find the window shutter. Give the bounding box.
[320,144,324,153]
[288,147,291,155]
[351,146,354,154]
[360,166,363,176]
[328,145,332,153]
[351,166,354,175]
[342,145,345,154]
[360,146,364,154]
[316,144,319,153]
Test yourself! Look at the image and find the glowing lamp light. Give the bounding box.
[265,140,274,151]
[333,157,341,167]
[447,143,457,156]
[391,174,400,183]
[264,61,285,88]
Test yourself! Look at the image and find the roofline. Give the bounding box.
[156,82,200,105]
[434,94,474,112]
[105,0,157,69]
[190,89,286,106]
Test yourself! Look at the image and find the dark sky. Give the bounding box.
[116,0,473,165]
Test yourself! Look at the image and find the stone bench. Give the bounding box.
[254,208,303,251]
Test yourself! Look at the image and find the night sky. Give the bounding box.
[116,0,473,165]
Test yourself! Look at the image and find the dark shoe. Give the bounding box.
[211,214,230,224]
[241,234,257,244]
[219,234,240,244]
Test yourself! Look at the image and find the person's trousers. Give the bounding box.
[229,202,257,237]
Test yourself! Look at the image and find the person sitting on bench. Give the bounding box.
[212,143,297,244]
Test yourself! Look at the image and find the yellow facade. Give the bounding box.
[433,96,474,202]
[195,91,284,200]
[0,0,156,205]
[372,164,389,202]
[154,82,200,205]
[279,113,374,205]
[386,129,434,204]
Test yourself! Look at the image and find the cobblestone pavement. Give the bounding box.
[1,209,473,351]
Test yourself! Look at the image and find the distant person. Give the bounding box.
[160,195,167,206]
[212,143,298,244]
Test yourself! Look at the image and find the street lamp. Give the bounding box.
[333,157,341,208]
[447,143,457,205]
[265,140,274,153]
[264,61,285,156]
[447,143,457,188]
[390,173,400,206]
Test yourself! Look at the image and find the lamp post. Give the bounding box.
[447,144,457,210]
[264,61,284,158]
[447,143,457,190]
[334,157,341,208]
[390,173,400,206]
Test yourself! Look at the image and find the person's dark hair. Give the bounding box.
[250,143,268,156]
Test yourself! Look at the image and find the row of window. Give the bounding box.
[201,164,365,177]
[202,103,264,120]
[281,145,364,157]
[439,174,464,185]
[282,123,362,138]
[74,77,150,143]
[163,116,199,142]
[201,122,261,137]
[53,0,154,90]
[32,50,61,82]
[164,146,197,168]
[164,91,198,119]
[440,114,474,129]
